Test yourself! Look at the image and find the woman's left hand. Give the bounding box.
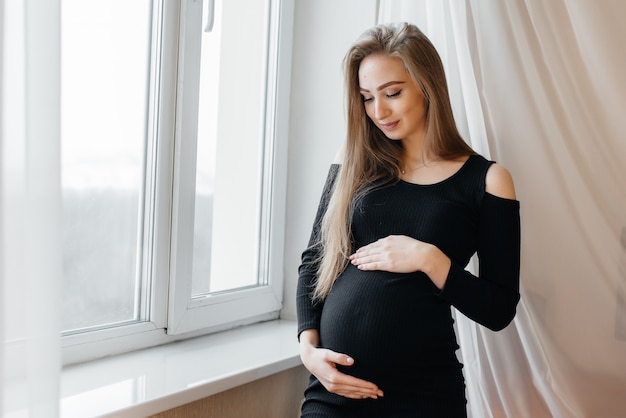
[349,235,451,289]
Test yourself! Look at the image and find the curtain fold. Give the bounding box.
[1,0,62,416]
[379,1,626,417]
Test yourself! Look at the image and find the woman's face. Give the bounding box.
[358,54,427,143]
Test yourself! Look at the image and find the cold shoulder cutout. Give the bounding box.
[485,162,517,200]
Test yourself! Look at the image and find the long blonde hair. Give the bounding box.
[313,22,475,300]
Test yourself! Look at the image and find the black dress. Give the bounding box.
[297,155,521,418]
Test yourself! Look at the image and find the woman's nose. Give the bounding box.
[373,100,390,120]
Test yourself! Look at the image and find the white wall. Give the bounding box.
[281,0,378,320]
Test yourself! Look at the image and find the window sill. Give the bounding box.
[61,319,300,417]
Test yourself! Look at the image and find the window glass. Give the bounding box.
[191,0,271,295]
[60,0,152,333]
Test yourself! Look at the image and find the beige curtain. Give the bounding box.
[379,1,626,417]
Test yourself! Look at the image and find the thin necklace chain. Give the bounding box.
[401,157,441,174]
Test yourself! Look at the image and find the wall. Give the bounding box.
[281,0,378,321]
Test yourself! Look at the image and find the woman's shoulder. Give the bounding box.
[485,161,517,200]
[456,154,517,202]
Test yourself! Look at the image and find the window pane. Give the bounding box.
[60,0,152,333]
[192,0,271,295]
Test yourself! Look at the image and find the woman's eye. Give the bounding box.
[362,96,373,103]
[387,90,402,98]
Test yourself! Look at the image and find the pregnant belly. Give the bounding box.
[319,264,459,385]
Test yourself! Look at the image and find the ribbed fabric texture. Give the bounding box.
[296,155,520,417]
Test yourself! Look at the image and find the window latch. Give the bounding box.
[204,0,215,32]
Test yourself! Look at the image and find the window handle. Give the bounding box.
[204,0,215,32]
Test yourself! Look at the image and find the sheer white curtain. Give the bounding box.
[379,1,626,417]
[1,0,62,417]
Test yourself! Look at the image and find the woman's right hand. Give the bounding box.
[299,329,383,400]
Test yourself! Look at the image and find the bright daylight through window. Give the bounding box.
[60,0,286,354]
[61,0,151,333]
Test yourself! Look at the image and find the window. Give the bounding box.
[168,0,287,334]
[60,0,292,362]
[61,0,152,334]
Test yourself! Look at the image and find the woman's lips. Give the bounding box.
[380,121,399,130]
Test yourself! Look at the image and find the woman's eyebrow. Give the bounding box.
[359,80,406,93]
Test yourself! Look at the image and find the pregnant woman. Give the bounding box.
[296,22,520,417]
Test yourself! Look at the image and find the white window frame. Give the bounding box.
[60,0,293,364]
[167,0,287,334]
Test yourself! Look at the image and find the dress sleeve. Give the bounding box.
[437,192,521,331]
[296,164,341,339]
